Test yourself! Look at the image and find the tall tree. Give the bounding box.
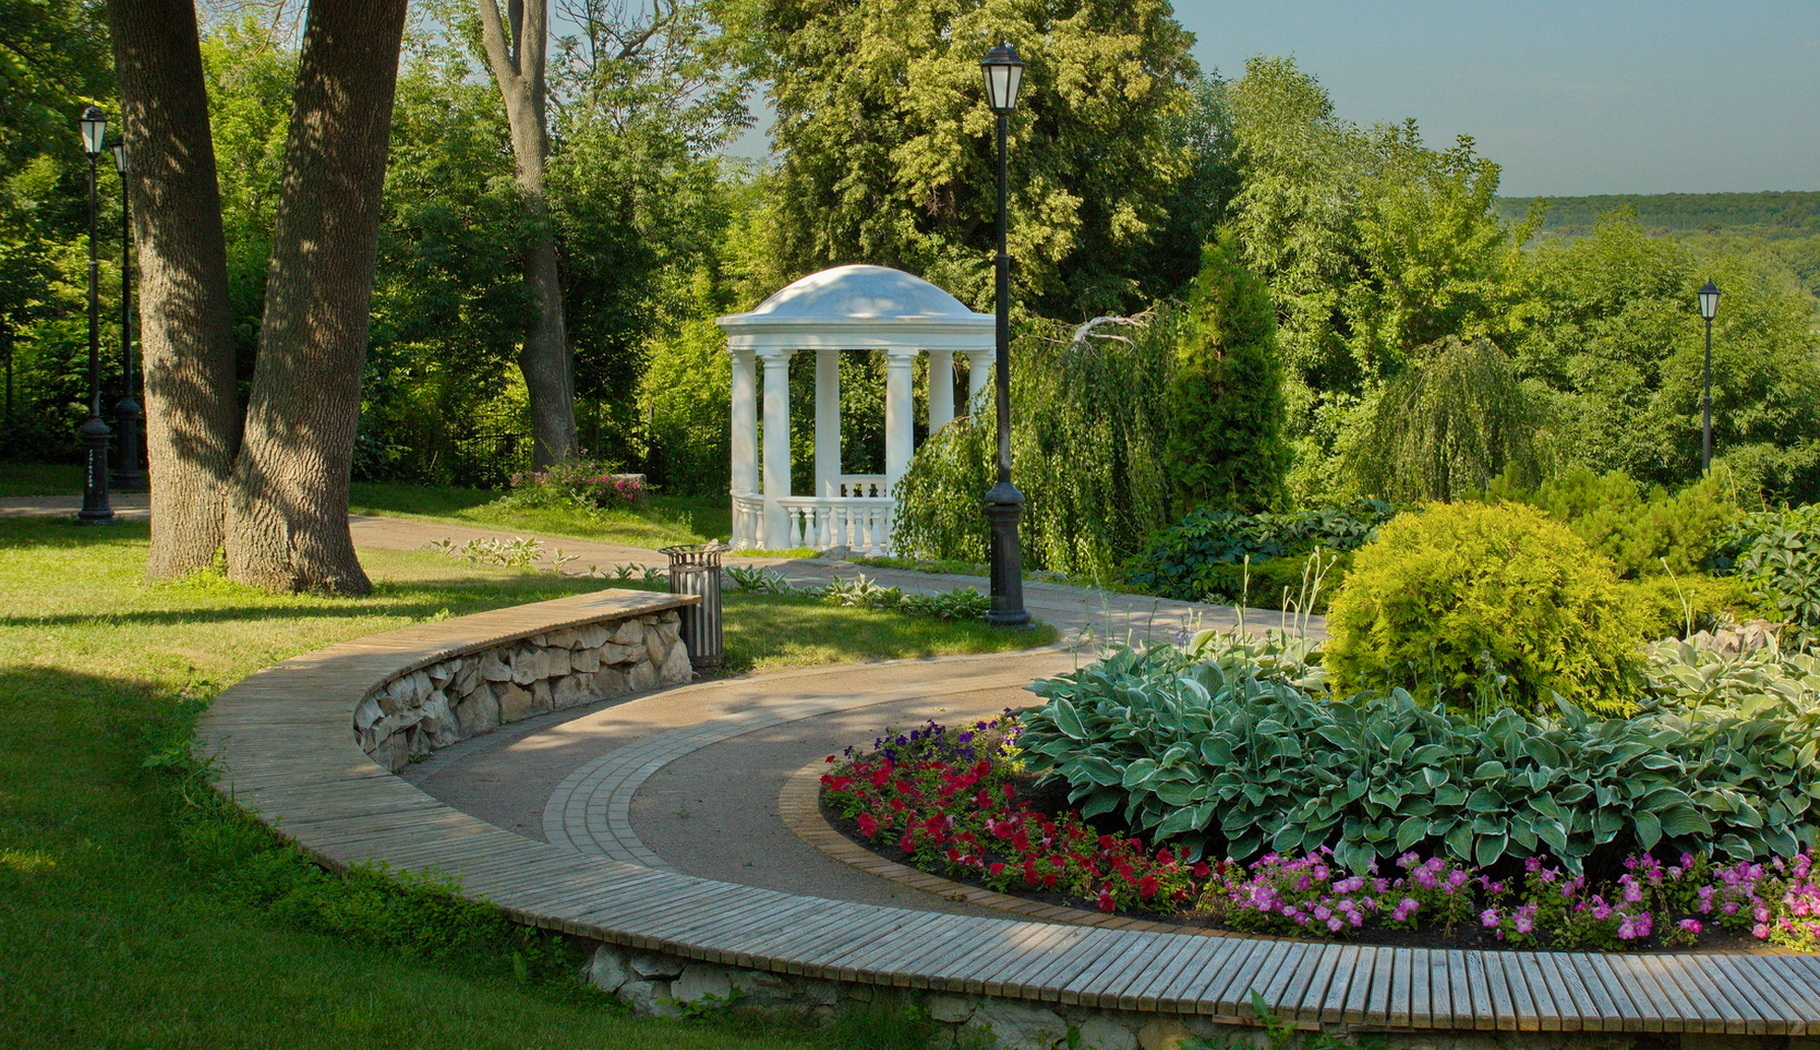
[477,0,578,467]
[106,0,244,578]
[761,0,1198,319]
[1166,229,1288,513]
[1345,336,1547,503]
[224,0,409,592]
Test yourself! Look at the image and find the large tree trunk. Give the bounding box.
[224,0,408,594]
[479,0,578,467]
[106,0,242,579]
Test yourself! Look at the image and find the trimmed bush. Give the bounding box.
[1498,467,1742,579]
[1324,501,1645,716]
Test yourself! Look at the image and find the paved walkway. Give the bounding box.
[4,492,1306,916]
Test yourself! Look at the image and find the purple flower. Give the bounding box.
[1480,908,1500,928]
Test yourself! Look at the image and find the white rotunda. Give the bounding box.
[717,265,995,554]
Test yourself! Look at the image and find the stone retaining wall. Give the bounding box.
[355,607,692,770]
[584,942,1739,1050]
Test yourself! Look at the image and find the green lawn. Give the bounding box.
[349,480,732,550]
[0,516,1046,1047]
[0,461,81,497]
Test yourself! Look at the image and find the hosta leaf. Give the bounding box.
[1660,808,1713,838]
[1156,806,1201,837]
[1466,787,1504,814]
[1475,833,1508,867]
[1634,812,1663,850]
[1536,819,1569,855]
[1200,738,1235,766]
[1443,822,1474,861]
[1051,699,1087,740]
[1079,791,1120,819]
[1121,759,1160,790]
[1396,815,1428,852]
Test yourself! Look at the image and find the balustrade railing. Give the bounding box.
[731,492,764,550]
[777,497,895,555]
[837,475,890,498]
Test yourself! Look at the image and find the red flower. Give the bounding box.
[1139,875,1159,899]
[857,813,880,837]
[1098,887,1116,912]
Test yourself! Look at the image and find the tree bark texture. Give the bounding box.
[479,0,579,467]
[225,0,408,593]
[106,0,242,579]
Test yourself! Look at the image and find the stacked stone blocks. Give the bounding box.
[354,609,692,770]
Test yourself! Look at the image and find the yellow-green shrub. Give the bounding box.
[1620,574,1764,641]
[1324,502,1646,716]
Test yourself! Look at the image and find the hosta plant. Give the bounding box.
[1018,638,1820,873]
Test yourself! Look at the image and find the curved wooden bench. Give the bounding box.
[199,592,1820,1046]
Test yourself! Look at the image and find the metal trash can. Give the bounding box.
[660,543,723,669]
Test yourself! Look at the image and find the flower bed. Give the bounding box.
[820,715,1820,952]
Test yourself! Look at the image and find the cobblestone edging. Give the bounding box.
[356,604,693,771]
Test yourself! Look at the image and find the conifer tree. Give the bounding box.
[1165,230,1288,513]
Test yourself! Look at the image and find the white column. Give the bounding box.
[759,349,794,549]
[927,349,955,432]
[729,348,758,548]
[884,347,917,491]
[815,348,842,498]
[965,349,994,413]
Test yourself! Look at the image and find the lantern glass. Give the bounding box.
[1698,281,1720,320]
[980,42,1024,113]
[112,142,128,174]
[79,107,106,158]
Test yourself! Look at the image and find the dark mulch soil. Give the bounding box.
[819,778,1764,955]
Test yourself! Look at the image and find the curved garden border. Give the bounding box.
[199,592,1820,1048]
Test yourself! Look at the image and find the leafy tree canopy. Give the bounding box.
[760,0,1202,319]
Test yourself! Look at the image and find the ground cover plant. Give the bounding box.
[0,516,1047,1045]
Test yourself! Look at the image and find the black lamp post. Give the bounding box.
[77,106,114,525]
[111,140,145,491]
[980,41,1029,627]
[1698,281,1721,474]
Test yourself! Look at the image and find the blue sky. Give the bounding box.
[724,1,1816,197]
[1172,0,1820,196]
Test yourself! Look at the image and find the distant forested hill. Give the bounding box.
[1493,191,1820,240]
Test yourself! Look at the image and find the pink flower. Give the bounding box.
[1480,909,1500,928]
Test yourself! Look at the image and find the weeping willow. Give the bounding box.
[1347,336,1549,503]
[890,312,1179,579]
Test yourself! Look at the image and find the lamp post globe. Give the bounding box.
[111,140,145,491]
[76,106,114,525]
[979,41,1029,627]
[1699,281,1720,475]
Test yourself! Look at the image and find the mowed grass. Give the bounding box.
[0,461,81,497]
[349,480,732,550]
[0,516,1048,1048]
